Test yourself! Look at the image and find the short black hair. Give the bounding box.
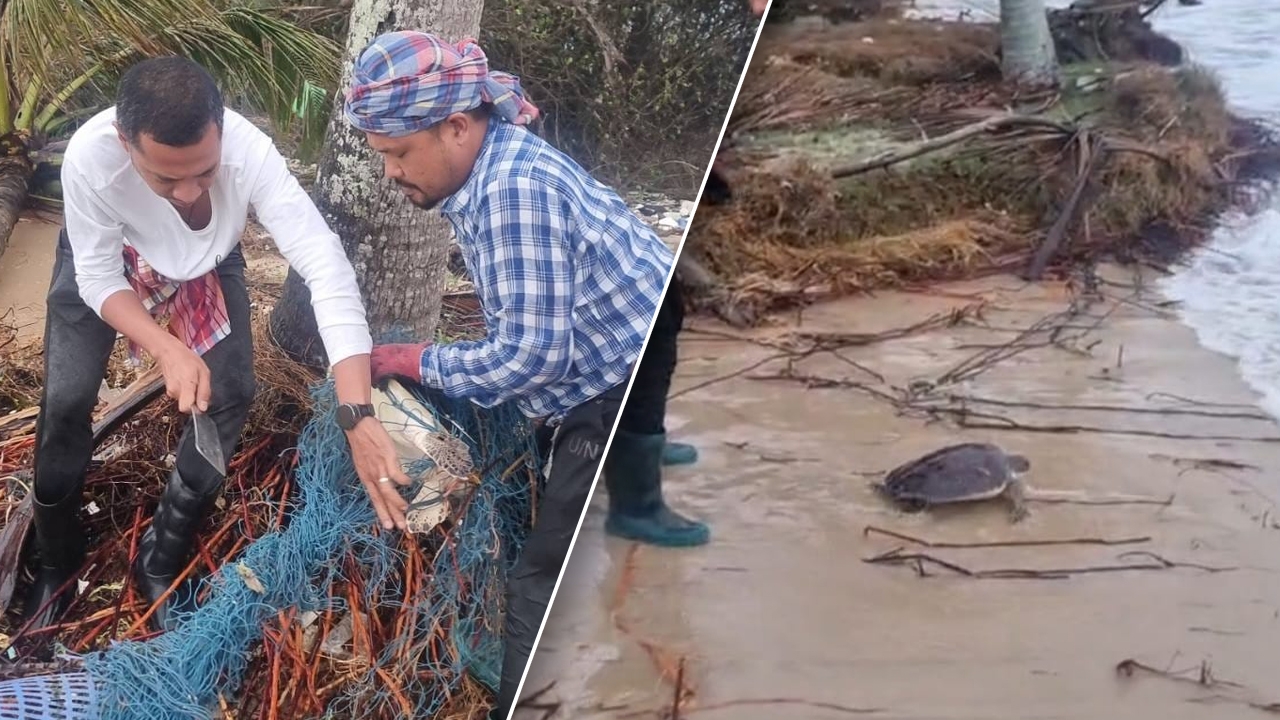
[116,56,224,147]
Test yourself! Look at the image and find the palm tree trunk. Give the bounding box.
[270,0,485,366]
[1000,0,1058,88]
[0,132,34,261]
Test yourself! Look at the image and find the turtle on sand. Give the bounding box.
[872,442,1031,523]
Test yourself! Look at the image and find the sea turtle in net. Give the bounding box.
[873,443,1031,523]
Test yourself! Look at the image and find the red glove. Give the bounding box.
[370,342,431,385]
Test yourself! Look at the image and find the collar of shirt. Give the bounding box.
[439,119,506,218]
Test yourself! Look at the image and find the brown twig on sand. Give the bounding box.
[865,547,1235,579]
[781,304,983,353]
[671,658,685,720]
[953,412,1280,443]
[673,307,984,402]
[607,544,697,713]
[513,681,561,720]
[930,291,1125,388]
[1146,392,1262,410]
[1026,494,1174,507]
[1116,657,1245,689]
[676,698,883,716]
[948,394,1273,421]
[1116,551,1235,573]
[748,366,902,405]
[1114,656,1280,712]
[863,525,1151,549]
[668,352,792,400]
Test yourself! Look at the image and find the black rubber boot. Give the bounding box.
[134,468,218,632]
[603,430,710,547]
[21,491,86,631]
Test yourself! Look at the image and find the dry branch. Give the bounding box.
[1024,133,1108,280]
[865,547,1235,579]
[0,367,165,614]
[863,525,1151,549]
[834,114,1034,178]
[1116,657,1280,713]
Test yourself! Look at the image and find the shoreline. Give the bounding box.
[686,1,1280,329]
[524,266,1280,719]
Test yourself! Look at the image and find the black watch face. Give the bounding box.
[337,404,355,429]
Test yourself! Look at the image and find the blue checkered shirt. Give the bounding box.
[423,121,674,421]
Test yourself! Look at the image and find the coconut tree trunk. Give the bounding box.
[270,0,484,366]
[999,0,1058,88]
[0,133,34,261]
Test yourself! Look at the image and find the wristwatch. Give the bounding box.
[336,403,376,431]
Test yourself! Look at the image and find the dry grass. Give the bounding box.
[690,12,1280,322]
[760,18,1000,87]
[0,330,150,417]
[1089,65,1230,235]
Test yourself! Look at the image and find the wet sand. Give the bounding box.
[523,267,1280,720]
[0,218,60,341]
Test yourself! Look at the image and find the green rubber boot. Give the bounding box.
[662,440,699,467]
[604,430,710,547]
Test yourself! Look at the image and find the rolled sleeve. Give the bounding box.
[245,128,373,366]
[60,165,131,314]
[420,177,576,407]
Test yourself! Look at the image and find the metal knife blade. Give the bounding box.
[192,411,226,477]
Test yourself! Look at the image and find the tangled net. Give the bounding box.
[0,378,539,719]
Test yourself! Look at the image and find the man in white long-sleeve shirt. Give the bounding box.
[25,56,411,637]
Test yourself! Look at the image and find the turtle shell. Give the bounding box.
[876,442,1023,505]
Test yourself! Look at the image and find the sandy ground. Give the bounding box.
[0,218,60,342]
[522,268,1280,720]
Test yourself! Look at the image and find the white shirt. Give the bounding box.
[60,107,372,366]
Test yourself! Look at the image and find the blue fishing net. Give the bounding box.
[68,379,539,719]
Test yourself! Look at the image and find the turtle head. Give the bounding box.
[1006,453,1031,474]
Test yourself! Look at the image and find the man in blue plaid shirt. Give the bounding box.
[342,31,707,719]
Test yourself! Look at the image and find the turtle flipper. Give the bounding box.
[1005,478,1029,523]
[897,496,929,514]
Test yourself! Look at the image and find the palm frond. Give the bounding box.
[3,0,340,145]
[218,7,339,146]
[5,0,218,81]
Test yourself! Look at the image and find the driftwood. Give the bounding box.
[828,113,1072,180]
[0,407,37,441]
[0,367,165,613]
[830,114,1016,179]
[1024,133,1108,281]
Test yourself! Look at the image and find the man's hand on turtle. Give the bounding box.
[346,416,412,531]
[370,342,431,385]
[749,0,768,16]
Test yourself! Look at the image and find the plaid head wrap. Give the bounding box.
[344,31,540,137]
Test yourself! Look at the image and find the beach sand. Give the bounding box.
[0,218,59,342]
[521,267,1280,720]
